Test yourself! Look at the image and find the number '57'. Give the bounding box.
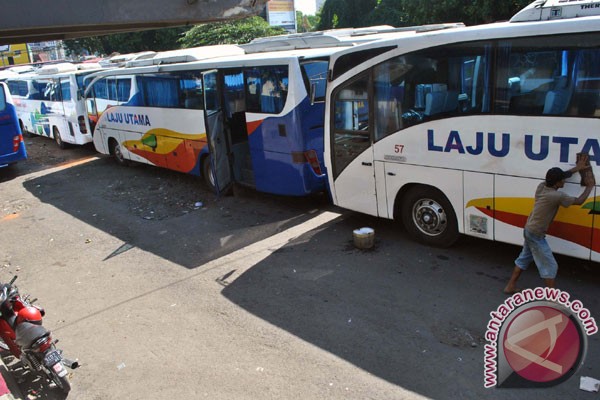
[395,145,404,153]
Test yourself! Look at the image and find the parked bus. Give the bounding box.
[83,28,446,196]
[0,82,27,168]
[6,62,103,148]
[324,0,600,261]
[84,48,328,196]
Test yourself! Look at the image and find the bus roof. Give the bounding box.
[510,0,600,22]
[37,62,79,75]
[328,11,600,82]
[125,45,245,68]
[241,24,465,53]
[84,46,355,83]
[99,51,157,68]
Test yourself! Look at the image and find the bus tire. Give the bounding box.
[202,156,216,192]
[19,120,33,138]
[401,186,459,248]
[53,127,66,149]
[110,139,129,166]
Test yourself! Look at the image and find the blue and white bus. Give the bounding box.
[84,29,419,196]
[324,0,600,261]
[0,82,27,168]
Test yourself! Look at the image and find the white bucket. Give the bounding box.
[353,227,375,249]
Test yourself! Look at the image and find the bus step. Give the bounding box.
[241,167,255,185]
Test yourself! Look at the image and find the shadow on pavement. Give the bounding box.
[21,158,329,269]
[221,212,600,400]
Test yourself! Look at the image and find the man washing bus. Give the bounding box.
[504,155,595,294]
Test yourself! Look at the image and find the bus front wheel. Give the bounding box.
[401,186,459,247]
[110,139,129,166]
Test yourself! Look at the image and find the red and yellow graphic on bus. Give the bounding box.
[123,128,207,173]
[467,197,600,252]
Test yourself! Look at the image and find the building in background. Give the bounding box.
[28,41,65,63]
[267,0,296,32]
[0,44,31,67]
[0,41,65,67]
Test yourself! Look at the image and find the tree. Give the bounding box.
[179,16,286,48]
[397,0,531,25]
[63,27,188,58]
[316,0,533,30]
[318,0,378,30]
[296,11,320,33]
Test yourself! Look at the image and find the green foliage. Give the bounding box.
[179,16,286,48]
[316,0,533,29]
[63,27,187,57]
[297,11,320,33]
[318,0,378,30]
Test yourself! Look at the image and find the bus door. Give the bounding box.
[330,73,379,216]
[202,70,232,195]
[223,71,253,187]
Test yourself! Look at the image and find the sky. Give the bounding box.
[294,0,317,15]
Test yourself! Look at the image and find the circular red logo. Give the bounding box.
[503,306,581,383]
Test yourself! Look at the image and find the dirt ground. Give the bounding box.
[3,136,227,220]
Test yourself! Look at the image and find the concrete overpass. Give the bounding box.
[0,0,268,45]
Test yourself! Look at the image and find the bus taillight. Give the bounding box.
[304,149,322,176]
[291,150,323,175]
[12,134,23,152]
[78,116,87,134]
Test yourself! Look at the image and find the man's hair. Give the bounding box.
[546,167,572,186]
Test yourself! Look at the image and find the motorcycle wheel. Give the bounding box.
[50,369,71,394]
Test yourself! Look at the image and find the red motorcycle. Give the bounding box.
[0,276,77,393]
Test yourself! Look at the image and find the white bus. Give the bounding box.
[6,62,103,148]
[325,0,600,261]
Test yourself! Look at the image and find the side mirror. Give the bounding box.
[310,82,317,106]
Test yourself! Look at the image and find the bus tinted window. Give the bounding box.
[7,80,27,97]
[301,60,328,102]
[0,85,6,112]
[496,33,600,117]
[139,74,179,108]
[245,66,288,114]
[367,42,491,135]
[61,79,71,101]
[180,73,203,110]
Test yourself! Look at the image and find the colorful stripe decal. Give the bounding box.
[123,128,207,173]
[467,197,598,251]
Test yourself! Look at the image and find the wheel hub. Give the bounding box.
[412,198,447,236]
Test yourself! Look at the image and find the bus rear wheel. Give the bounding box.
[202,156,216,192]
[53,127,66,149]
[401,186,459,247]
[19,120,33,138]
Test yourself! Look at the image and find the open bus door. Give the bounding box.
[202,70,233,196]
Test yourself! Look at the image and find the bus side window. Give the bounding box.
[374,59,405,141]
[372,44,491,131]
[572,49,600,117]
[492,36,600,117]
[180,74,204,110]
[245,66,288,114]
[60,79,71,102]
[0,85,6,112]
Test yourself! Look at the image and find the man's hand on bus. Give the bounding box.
[573,153,591,173]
